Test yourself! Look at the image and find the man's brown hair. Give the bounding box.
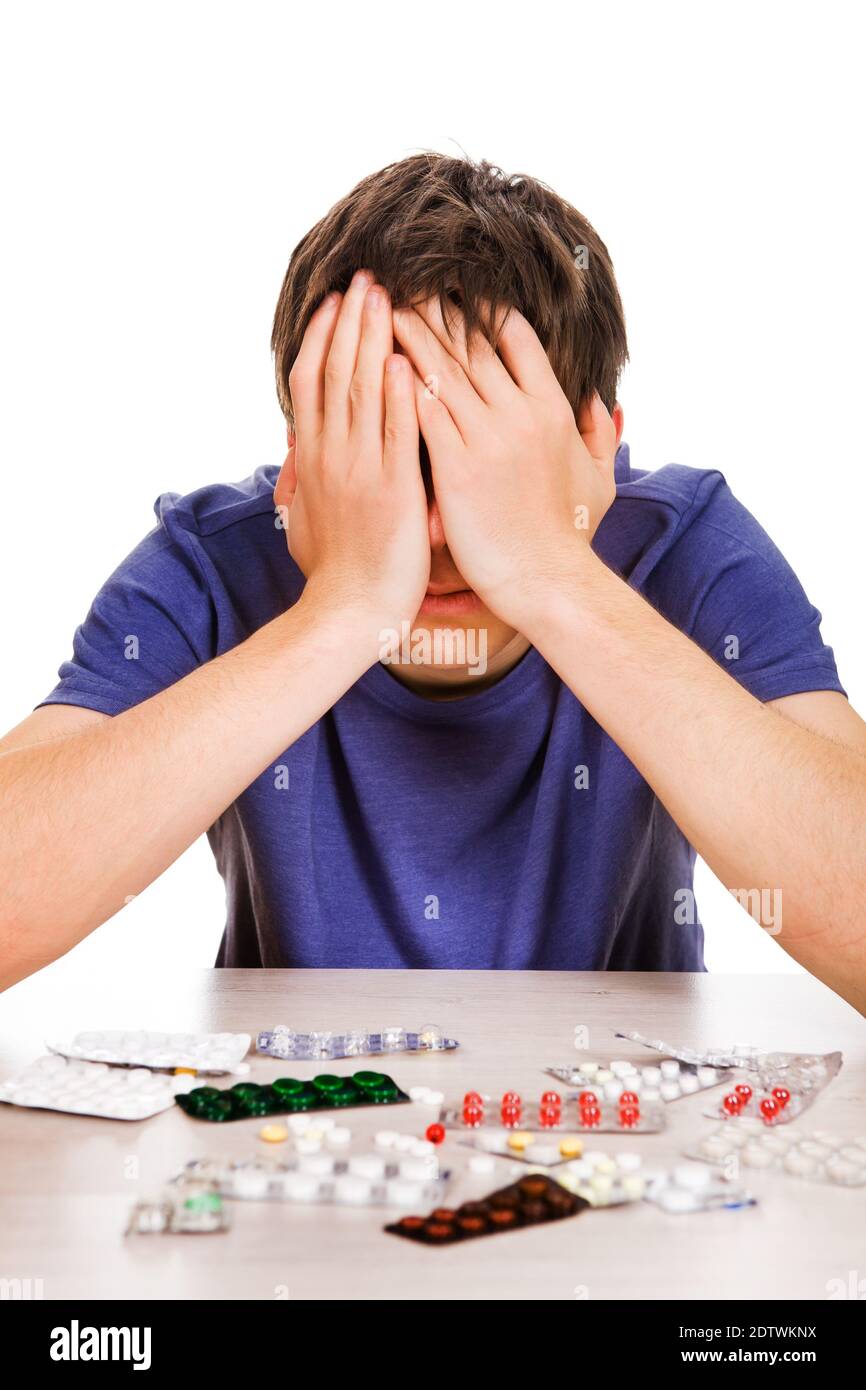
[271,152,628,425]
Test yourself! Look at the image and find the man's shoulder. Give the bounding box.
[154,464,282,541]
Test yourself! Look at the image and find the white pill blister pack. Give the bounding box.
[688,1121,866,1187]
[546,1057,725,1104]
[174,1152,449,1208]
[555,1150,647,1206]
[644,1164,756,1214]
[48,1030,252,1075]
[459,1130,589,1168]
[0,1055,198,1120]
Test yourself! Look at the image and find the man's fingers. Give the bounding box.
[392,306,486,441]
[287,293,342,440]
[323,268,376,440]
[413,295,514,407]
[410,363,464,469]
[493,305,561,399]
[350,285,393,447]
[382,354,420,476]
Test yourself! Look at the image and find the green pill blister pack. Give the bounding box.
[175,1070,409,1121]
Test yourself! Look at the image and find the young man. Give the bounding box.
[2,154,865,1011]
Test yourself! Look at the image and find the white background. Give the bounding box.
[1,0,863,981]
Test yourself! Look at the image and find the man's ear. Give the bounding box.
[612,403,624,446]
[274,433,297,512]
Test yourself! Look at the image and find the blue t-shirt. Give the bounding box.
[40,444,845,970]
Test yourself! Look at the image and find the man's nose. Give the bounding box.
[428,496,447,552]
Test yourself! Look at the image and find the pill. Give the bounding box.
[826,1158,862,1185]
[589,1173,613,1194]
[349,1154,386,1180]
[596,1069,614,1084]
[660,1081,681,1101]
[697,1067,718,1087]
[579,1062,599,1078]
[386,1178,425,1206]
[660,1060,681,1080]
[283,1172,322,1201]
[559,1137,583,1159]
[295,1136,322,1155]
[469,1154,496,1175]
[657,1185,698,1213]
[641,1067,663,1085]
[298,1153,335,1176]
[526,1144,559,1165]
[784,1151,817,1177]
[326,1126,352,1148]
[610,1060,632,1077]
[642,1089,661,1104]
[259,1123,289,1143]
[679,1073,700,1095]
[334,1175,373,1205]
[622,1175,646,1200]
[673,1164,711,1191]
[374,1130,399,1150]
[741,1143,774,1168]
[507,1132,533,1152]
[399,1157,438,1181]
[395,1134,417,1152]
[700,1135,733,1161]
[615,1152,642,1172]
[604,1081,624,1101]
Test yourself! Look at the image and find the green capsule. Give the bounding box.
[311,1074,343,1094]
[272,1077,304,1098]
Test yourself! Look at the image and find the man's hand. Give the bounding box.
[392,296,617,633]
[276,270,430,640]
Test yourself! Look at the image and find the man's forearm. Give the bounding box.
[526,552,866,1012]
[0,584,377,988]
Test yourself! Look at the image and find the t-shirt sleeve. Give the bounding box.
[643,471,847,703]
[38,517,217,718]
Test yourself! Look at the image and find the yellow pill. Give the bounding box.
[259,1123,289,1144]
[507,1131,534,1152]
[559,1137,583,1159]
[173,1067,198,1076]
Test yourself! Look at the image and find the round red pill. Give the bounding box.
[500,1105,521,1128]
[501,1091,521,1107]
[620,1091,639,1107]
[578,1090,598,1108]
[619,1106,640,1128]
[462,1106,483,1128]
[580,1105,601,1128]
[541,1091,561,1107]
[425,1123,445,1145]
[771,1087,791,1108]
[734,1083,753,1101]
[722,1092,743,1115]
[760,1097,779,1122]
[463,1091,483,1109]
[539,1105,560,1128]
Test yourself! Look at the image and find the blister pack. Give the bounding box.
[440,1087,666,1134]
[256,1023,456,1061]
[616,1031,841,1126]
[0,1054,197,1121]
[644,1164,756,1214]
[688,1121,866,1187]
[385,1172,589,1244]
[174,1150,448,1208]
[554,1150,647,1206]
[546,1057,724,1104]
[126,1179,230,1235]
[49,1029,252,1075]
[176,1070,409,1121]
[459,1129,588,1167]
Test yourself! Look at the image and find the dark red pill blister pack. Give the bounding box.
[384,1172,590,1245]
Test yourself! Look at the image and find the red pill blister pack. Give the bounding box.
[440,1088,666,1134]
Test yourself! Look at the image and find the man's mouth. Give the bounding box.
[419,583,484,616]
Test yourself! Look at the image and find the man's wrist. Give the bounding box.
[513,544,612,648]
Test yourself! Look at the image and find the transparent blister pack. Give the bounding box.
[175,1070,410,1121]
[256,1023,456,1061]
[459,1129,589,1168]
[0,1054,197,1121]
[48,1029,252,1075]
[126,1179,230,1235]
[546,1057,725,1104]
[174,1152,448,1208]
[385,1173,589,1244]
[440,1086,666,1134]
[687,1121,866,1187]
[644,1164,756,1214]
[554,1149,647,1206]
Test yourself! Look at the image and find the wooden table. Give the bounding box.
[1,963,864,1301]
